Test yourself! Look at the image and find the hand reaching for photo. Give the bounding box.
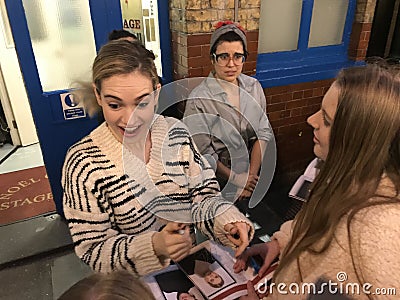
[152,222,192,261]
[233,240,280,277]
[224,222,251,257]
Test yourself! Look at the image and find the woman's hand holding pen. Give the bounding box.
[233,240,280,277]
[152,222,192,262]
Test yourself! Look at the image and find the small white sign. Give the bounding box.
[60,92,86,120]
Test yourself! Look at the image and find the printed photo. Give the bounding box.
[177,247,236,298]
[289,175,313,202]
[154,268,205,300]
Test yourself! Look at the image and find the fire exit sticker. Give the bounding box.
[60,92,86,120]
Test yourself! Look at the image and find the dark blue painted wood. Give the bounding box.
[297,0,314,51]
[89,0,122,50]
[157,0,173,84]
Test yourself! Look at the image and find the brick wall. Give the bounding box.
[169,0,377,179]
[170,0,261,80]
[264,79,334,181]
[348,0,377,60]
[349,22,372,61]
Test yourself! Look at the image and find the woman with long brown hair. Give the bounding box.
[235,63,400,299]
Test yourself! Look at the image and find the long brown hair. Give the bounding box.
[58,270,155,300]
[274,64,400,283]
[72,40,159,116]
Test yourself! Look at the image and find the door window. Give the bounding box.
[22,0,96,92]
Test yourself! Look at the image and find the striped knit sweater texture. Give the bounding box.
[62,115,253,275]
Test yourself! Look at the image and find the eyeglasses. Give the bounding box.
[212,52,246,66]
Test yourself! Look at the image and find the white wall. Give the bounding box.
[0,1,38,146]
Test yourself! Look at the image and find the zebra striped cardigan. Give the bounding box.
[62,115,253,275]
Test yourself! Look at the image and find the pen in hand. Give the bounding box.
[249,256,260,276]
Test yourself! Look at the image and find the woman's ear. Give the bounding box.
[154,83,161,105]
[92,83,102,107]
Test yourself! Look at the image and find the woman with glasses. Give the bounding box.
[184,21,273,211]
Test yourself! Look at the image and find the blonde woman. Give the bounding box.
[62,40,253,276]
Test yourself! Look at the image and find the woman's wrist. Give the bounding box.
[152,232,167,260]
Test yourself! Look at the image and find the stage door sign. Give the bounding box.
[120,0,162,77]
[120,0,144,42]
[60,92,86,120]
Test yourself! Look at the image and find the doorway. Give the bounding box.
[0,0,56,225]
[367,0,400,61]
[4,0,172,219]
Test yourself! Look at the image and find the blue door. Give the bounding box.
[5,0,122,215]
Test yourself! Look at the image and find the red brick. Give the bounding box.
[292,81,314,90]
[188,33,211,46]
[270,115,307,128]
[358,40,368,50]
[302,105,320,116]
[268,110,291,121]
[268,111,283,121]
[247,51,258,60]
[267,102,285,112]
[286,99,308,109]
[246,31,259,42]
[188,45,202,57]
[188,67,203,77]
[307,97,322,106]
[243,61,256,73]
[292,91,303,99]
[188,56,212,68]
[291,107,303,117]
[266,85,292,96]
[312,87,324,97]
[364,31,371,41]
[202,45,211,57]
[288,115,307,125]
[303,89,313,98]
[278,124,302,135]
[271,93,292,104]
[361,23,372,31]
[361,31,368,41]
[247,41,258,52]
[269,119,284,128]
